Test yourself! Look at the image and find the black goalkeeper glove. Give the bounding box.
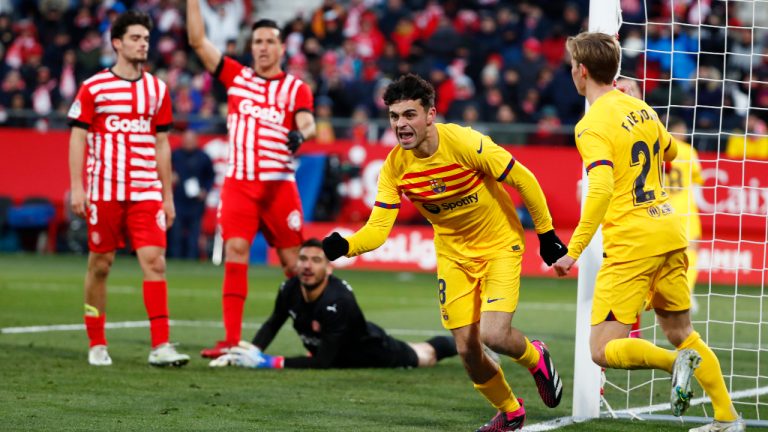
[538,229,568,266]
[322,232,349,261]
[287,130,304,154]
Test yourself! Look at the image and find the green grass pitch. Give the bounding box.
[0,254,764,431]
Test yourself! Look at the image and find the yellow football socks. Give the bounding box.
[511,337,540,370]
[474,368,521,413]
[677,331,737,421]
[605,338,676,371]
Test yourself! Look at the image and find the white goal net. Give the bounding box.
[574,0,768,427]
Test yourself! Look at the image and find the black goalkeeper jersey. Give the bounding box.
[252,275,416,368]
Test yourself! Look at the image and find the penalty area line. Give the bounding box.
[1,320,447,337]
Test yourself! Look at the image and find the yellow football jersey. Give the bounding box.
[665,140,703,240]
[350,123,552,259]
[573,90,687,262]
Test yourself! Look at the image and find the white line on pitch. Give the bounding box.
[522,416,575,431]
[0,282,579,311]
[0,320,448,337]
[612,386,768,415]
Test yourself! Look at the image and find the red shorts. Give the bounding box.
[86,200,167,253]
[218,178,304,248]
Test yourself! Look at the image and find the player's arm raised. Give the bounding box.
[186,0,222,73]
[68,127,89,219]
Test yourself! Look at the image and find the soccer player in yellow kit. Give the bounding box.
[322,73,568,432]
[554,32,743,432]
[665,118,704,311]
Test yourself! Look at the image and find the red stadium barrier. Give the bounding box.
[273,223,767,285]
[1,128,765,285]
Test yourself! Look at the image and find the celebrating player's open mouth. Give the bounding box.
[398,127,416,145]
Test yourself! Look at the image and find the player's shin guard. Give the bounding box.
[426,335,458,361]
[84,304,106,347]
[474,368,521,413]
[510,337,539,369]
[605,338,676,371]
[222,262,248,344]
[143,280,169,347]
[677,331,738,421]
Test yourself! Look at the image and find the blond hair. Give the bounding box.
[566,32,621,85]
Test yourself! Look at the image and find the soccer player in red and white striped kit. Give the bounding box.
[68,10,189,367]
[186,1,317,358]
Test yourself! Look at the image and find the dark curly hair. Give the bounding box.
[252,19,284,42]
[110,10,152,41]
[301,238,323,250]
[382,73,435,110]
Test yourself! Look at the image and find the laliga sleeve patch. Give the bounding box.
[287,209,302,232]
[68,100,82,118]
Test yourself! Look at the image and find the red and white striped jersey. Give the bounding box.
[68,69,172,202]
[216,56,313,182]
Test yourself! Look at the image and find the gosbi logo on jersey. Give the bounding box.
[105,115,151,133]
[238,99,286,123]
[429,178,446,194]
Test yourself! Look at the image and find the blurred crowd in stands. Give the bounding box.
[0,0,766,152]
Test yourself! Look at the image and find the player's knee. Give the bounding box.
[590,346,609,368]
[88,256,113,279]
[142,253,166,276]
[665,328,690,348]
[225,240,250,262]
[280,262,296,278]
[455,340,483,364]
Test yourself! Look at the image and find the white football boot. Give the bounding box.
[88,345,112,366]
[689,416,746,432]
[148,343,190,367]
[671,348,702,416]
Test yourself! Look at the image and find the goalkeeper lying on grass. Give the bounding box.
[210,238,458,369]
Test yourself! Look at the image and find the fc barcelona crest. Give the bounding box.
[430,178,446,194]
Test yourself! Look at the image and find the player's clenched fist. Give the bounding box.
[287,130,304,154]
[322,232,349,261]
[537,229,568,266]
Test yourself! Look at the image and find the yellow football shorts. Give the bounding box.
[591,248,690,325]
[436,249,522,330]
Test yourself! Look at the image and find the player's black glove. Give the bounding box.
[287,130,304,154]
[322,232,349,261]
[537,229,568,266]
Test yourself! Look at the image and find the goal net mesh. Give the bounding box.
[598,0,768,424]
